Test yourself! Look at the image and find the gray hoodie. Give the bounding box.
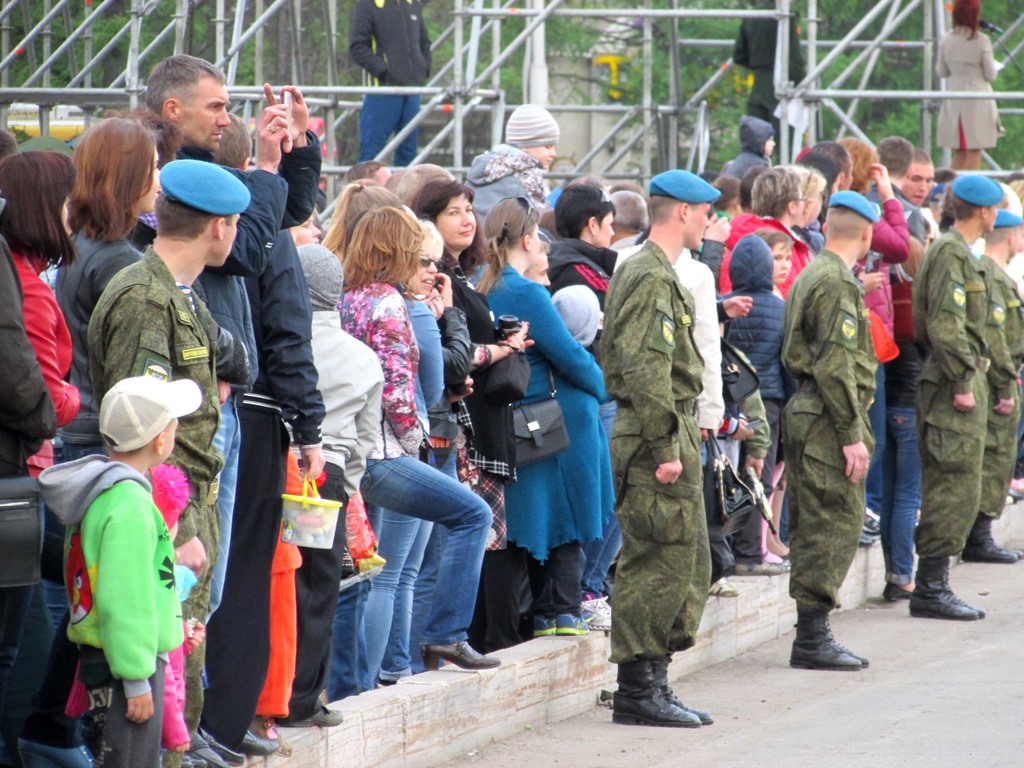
[39,455,151,527]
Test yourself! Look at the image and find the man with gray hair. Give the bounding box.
[610,190,650,252]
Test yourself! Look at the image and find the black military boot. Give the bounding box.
[789,609,863,671]
[612,660,702,727]
[650,656,713,725]
[961,515,1020,564]
[909,556,985,620]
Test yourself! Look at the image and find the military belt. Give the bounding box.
[189,478,220,505]
[798,379,874,410]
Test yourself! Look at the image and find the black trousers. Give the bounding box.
[468,545,530,654]
[201,407,287,748]
[528,541,582,617]
[288,461,348,719]
[732,398,784,564]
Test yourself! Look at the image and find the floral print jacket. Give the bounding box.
[339,282,422,459]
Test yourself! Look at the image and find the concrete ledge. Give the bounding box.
[258,502,1024,768]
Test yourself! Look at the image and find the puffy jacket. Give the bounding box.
[861,191,912,335]
[723,234,793,402]
[349,0,432,87]
[721,213,811,298]
[722,116,773,179]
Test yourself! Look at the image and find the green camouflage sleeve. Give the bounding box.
[923,247,977,394]
[611,275,681,465]
[740,389,770,458]
[986,275,1018,401]
[808,282,865,446]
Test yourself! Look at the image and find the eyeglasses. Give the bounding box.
[496,197,535,247]
[419,256,440,268]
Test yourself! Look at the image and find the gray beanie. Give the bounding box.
[505,104,561,148]
[552,285,600,348]
[297,244,343,312]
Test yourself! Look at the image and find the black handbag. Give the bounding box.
[720,339,760,406]
[483,350,531,404]
[512,371,570,466]
[0,475,43,588]
[707,437,757,536]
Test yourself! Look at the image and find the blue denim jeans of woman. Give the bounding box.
[328,580,370,701]
[360,456,491,646]
[580,400,621,596]
[864,365,887,513]
[209,395,240,618]
[879,406,921,585]
[406,450,457,676]
[364,506,433,684]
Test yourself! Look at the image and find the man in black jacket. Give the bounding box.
[349,0,432,166]
[143,54,321,768]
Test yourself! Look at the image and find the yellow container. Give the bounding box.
[280,480,342,549]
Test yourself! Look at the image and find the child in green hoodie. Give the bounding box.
[40,375,202,768]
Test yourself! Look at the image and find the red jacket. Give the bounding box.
[14,250,80,474]
[720,214,811,298]
[859,198,911,335]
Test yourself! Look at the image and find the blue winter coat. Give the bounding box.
[724,235,793,402]
[486,266,614,561]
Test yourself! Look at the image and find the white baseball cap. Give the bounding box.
[99,376,202,452]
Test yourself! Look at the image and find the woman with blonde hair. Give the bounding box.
[340,207,497,673]
[322,182,404,262]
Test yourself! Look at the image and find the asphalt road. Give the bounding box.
[445,551,1024,768]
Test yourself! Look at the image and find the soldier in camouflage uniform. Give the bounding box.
[966,209,1024,563]
[910,175,1004,621]
[602,170,716,727]
[782,192,877,671]
[88,160,250,752]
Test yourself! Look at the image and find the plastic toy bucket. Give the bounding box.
[280,479,342,549]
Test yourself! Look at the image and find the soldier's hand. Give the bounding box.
[953,392,976,412]
[745,456,764,477]
[842,441,870,484]
[655,460,682,485]
[994,397,1015,415]
[175,536,207,577]
[723,295,753,319]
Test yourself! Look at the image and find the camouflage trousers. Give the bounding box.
[915,375,988,558]
[783,393,870,613]
[979,385,1021,520]
[609,486,710,663]
[162,500,220,768]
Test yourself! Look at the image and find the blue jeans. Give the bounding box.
[580,400,621,596]
[879,406,921,584]
[363,508,433,683]
[328,581,370,700]
[359,94,421,166]
[407,451,457,675]
[864,365,886,513]
[208,396,240,618]
[360,456,491,645]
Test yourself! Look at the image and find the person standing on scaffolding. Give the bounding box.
[732,0,805,155]
[349,0,433,167]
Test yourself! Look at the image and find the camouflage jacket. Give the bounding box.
[985,260,1024,399]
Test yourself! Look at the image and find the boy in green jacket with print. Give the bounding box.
[40,376,202,767]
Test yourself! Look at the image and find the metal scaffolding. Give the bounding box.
[0,0,1021,183]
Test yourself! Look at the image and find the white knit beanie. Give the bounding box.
[505,104,561,148]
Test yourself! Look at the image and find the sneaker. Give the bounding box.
[533,615,557,637]
[709,578,739,597]
[733,561,789,576]
[554,613,590,636]
[582,607,611,631]
[582,592,612,620]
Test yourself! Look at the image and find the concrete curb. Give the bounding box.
[258,503,1024,768]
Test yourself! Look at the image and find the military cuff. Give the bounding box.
[997,385,1014,402]
[651,441,680,465]
[174,513,198,547]
[953,377,973,395]
[837,426,862,446]
[748,447,768,459]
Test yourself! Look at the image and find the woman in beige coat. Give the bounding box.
[936,0,1001,170]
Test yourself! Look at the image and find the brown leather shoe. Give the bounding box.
[420,641,501,671]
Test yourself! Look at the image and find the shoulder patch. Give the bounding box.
[834,310,859,349]
[944,282,968,314]
[649,313,677,355]
[990,302,1006,328]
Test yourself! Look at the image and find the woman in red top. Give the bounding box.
[0,151,81,476]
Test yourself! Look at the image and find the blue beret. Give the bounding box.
[649,171,720,205]
[827,190,880,224]
[160,159,251,216]
[994,209,1024,229]
[952,175,1004,207]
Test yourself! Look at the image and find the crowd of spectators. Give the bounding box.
[0,32,1023,765]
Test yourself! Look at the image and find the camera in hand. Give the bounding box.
[496,314,522,341]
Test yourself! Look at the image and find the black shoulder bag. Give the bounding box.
[512,370,570,466]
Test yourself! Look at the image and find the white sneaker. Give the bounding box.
[582,594,612,630]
